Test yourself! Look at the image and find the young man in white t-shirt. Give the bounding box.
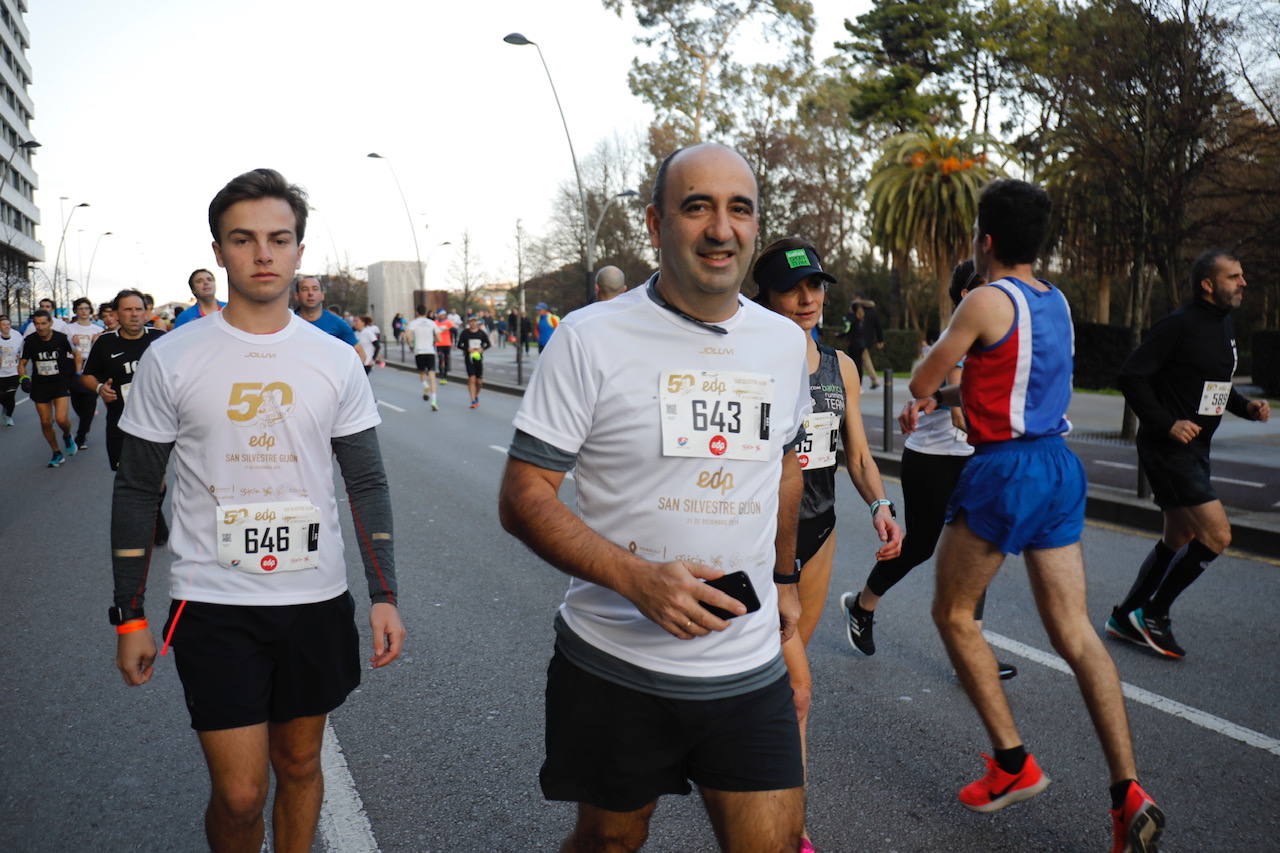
[66,296,104,448]
[0,313,22,426]
[406,303,441,409]
[110,168,406,853]
[499,143,811,852]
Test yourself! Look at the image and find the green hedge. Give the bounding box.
[1074,321,1132,390]
[882,328,923,373]
[1254,330,1280,396]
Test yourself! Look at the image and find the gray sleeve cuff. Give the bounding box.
[508,428,577,472]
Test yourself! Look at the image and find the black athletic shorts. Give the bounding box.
[414,353,436,372]
[1136,438,1217,509]
[29,379,70,404]
[163,592,361,731]
[464,357,483,379]
[540,648,803,812]
[796,507,836,566]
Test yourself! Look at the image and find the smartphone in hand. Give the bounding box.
[700,570,762,620]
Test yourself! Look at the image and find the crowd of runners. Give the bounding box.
[1,146,1270,853]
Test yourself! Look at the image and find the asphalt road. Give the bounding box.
[2,369,1277,852]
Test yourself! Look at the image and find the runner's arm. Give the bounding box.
[499,432,745,639]
[901,288,1002,432]
[111,434,173,611]
[1117,317,1180,436]
[774,449,802,644]
[331,428,398,605]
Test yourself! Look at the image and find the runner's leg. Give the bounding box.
[932,518,1019,748]
[701,786,804,853]
[1023,543,1137,783]
[268,714,328,853]
[53,395,72,439]
[561,801,657,853]
[35,400,58,452]
[197,723,271,853]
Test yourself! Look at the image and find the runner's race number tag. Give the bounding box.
[660,370,773,461]
[216,501,321,574]
[0,349,14,370]
[1197,381,1232,416]
[468,339,483,350]
[119,382,131,402]
[36,359,59,376]
[797,411,838,469]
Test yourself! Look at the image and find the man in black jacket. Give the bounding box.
[1107,250,1270,658]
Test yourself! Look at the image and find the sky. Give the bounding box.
[27,0,868,309]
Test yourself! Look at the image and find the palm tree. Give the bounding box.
[867,128,1009,331]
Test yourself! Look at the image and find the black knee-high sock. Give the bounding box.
[1147,539,1217,619]
[1117,540,1176,613]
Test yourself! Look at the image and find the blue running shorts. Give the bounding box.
[945,434,1085,555]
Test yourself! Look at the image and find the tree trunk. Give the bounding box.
[1095,273,1111,323]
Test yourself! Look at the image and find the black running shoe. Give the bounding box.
[998,661,1018,680]
[154,508,170,547]
[1129,608,1185,659]
[840,591,876,655]
[1104,607,1146,647]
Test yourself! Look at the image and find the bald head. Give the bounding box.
[594,266,626,301]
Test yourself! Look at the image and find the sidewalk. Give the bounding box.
[378,337,1279,556]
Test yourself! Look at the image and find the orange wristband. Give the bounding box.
[115,618,149,635]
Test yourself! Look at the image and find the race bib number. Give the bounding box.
[215,501,321,574]
[120,381,132,403]
[797,411,838,470]
[36,359,58,376]
[468,338,482,350]
[0,348,14,370]
[660,370,774,461]
[1197,381,1231,416]
[73,335,94,356]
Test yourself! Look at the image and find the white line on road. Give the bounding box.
[985,631,1280,758]
[489,444,574,479]
[1092,460,1137,470]
[318,720,380,852]
[376,400,406,413]
[1209,475,1265,488]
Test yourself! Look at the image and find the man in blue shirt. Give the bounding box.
[294,276,364,361]
[172,269,228,328]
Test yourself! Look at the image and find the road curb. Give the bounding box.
[383,359,1279,558]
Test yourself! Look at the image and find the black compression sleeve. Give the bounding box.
[111,434,173,610]
[1226,387,1252,420]
[332,427,398,605]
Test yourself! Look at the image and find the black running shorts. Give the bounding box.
[540,649,803,812]
[163,592,361,731]
[414,353,436,372]
[796,507,836,566]
[29,379,70,404]
[464,357,483,379]
[1136,438,1217,509]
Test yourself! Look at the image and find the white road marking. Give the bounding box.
[489,444,573,480]
[16,397,27,407]
[1209,475,1264,488]
[1093,460,1137,470]
[376,400,406,413]
[985,631,1280,758]
[318,720,380,852]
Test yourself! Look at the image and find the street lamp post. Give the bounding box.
[589,189,639,278]
[53,201,89,308]
[366,152,424,301]
[84,231,113,297]
[503,32,599,308]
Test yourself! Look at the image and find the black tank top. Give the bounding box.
[801,345,845,519]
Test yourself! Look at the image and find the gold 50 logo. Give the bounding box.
[226,382,294,427]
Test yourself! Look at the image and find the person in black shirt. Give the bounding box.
[456,315,491,408]
[1108,250,1271,658]
[83,289,165,471]
[19,309,77,466]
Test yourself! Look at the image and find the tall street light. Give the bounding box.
[366,153,423,291]
[53,201,89,307]
[503,32,597,308]
[84,231,113,297]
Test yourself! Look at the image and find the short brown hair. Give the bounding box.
[208,168,308,243]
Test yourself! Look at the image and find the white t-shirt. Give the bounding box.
[23,317,70,337]
[904,408,974,456]
[356,327,376,365]
[65,321,104,362]
[368,324,381,342]
[120,312,381,605]
[513,283,811,678]
[407,317,437,355]
[0,332,21,377]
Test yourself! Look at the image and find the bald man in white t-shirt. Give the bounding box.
[499,144,811,852]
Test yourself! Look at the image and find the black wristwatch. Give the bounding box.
[773,559,803,585]
[108,605,145,626]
